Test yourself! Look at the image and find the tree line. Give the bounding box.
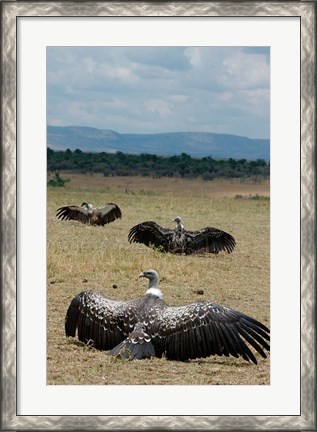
[47,148,270,181]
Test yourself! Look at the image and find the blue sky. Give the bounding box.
[47,46,270,139]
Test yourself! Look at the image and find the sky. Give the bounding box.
[47,46,270,139]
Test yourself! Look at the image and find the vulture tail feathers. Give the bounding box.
[108,325,155,360]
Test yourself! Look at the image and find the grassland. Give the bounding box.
[47,173,270,385]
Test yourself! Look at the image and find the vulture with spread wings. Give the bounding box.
[65,270,269,363]
[128,217,236,255]
[56,202,122,226]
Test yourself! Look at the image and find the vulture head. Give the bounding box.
[81,202,93,210]
[139,269,163,298]
[173,216,184,230]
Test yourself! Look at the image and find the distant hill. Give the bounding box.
[47,125,270,160]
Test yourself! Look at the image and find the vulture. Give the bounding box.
[65,269,270,363]
[56,202,122,226]
[128,216,236,255]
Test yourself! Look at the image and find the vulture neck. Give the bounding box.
[145,274,163,298]
[175,221,184,231]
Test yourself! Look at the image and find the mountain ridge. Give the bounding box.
[47,125,270,160]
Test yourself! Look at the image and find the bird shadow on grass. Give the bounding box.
[65,339,256,368]
[191,358,255,368]
[66,338,96,350]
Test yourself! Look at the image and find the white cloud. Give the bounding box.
[221,51,270,89]
[184,47,202,67]
[47,46,270,138]
[83,57,97,75]
[145,99,172,118]
[217,92,234,102]
[169,94,188,103]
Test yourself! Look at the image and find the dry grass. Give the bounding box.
[47,173,270,385]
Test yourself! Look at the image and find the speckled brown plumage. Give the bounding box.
[128,217,236,254]
[56,202,122,226]
[65,270,269,363]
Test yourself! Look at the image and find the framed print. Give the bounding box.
[1,1,315,430]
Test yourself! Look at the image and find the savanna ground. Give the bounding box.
[47,173,270,385]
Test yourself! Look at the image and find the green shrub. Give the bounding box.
[47,172,69,187]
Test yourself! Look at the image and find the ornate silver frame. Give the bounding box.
[1,1,315,430]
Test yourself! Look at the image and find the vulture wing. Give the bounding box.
[128,221,175,252]
[56,206,89,224]
[65,291,139,350]
[185,227,236,254]
[96,203,122,225]
[148,302,269,363]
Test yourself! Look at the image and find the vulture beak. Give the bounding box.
[138,272,145,279]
